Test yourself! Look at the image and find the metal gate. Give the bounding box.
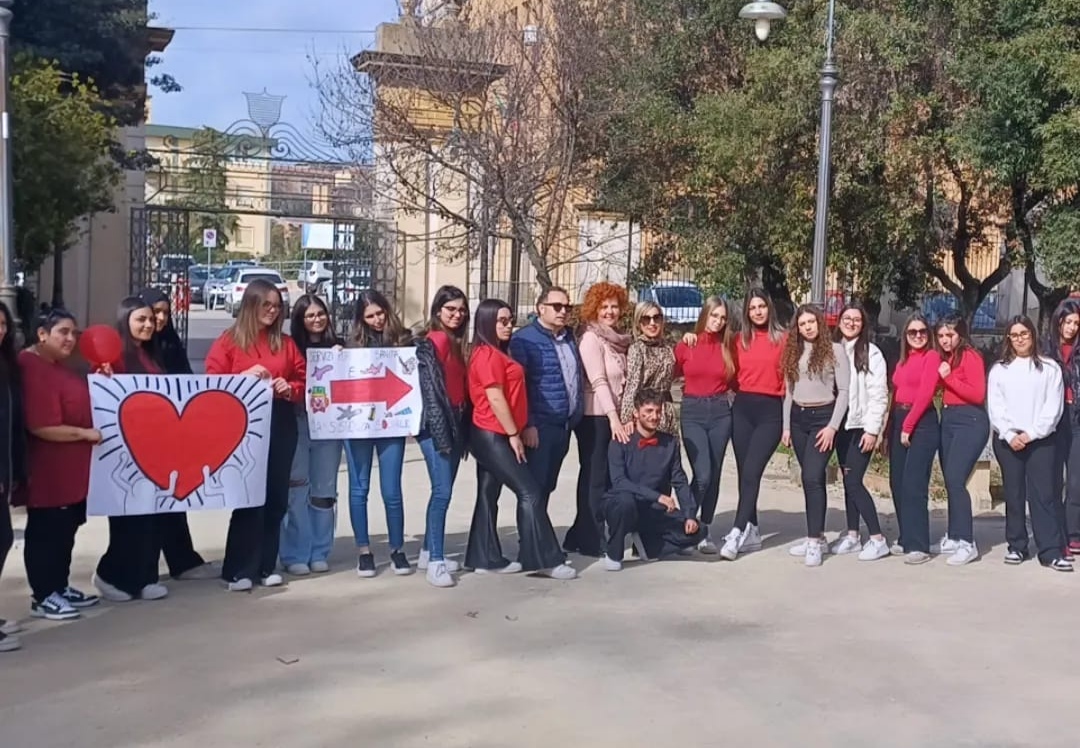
[327,220,402,340]
[129,206,192,344]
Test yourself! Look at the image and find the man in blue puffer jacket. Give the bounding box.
[509,286,584,512]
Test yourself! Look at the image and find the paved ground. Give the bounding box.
[0,437,1075,748]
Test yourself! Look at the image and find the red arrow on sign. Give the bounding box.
[330,368,414,410]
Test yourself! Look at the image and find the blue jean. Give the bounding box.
[280,411,343,566]
[417,434,462,561]
[526,424,572,513]
[344,437,406,550]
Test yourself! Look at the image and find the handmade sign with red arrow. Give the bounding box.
[330,367,414,410]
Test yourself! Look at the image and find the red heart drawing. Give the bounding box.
[118,391,249,500]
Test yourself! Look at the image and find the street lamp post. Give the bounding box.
[740,0,837,307]
[0,0,15,325]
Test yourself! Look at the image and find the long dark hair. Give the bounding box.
[351,288,408,347]
[781,304,834,382]
[933,312,972,366]
[833,302,871,373]
[138,287,191,374]
[0,301,18,383]
[472,298,511,353]
[899,312,931,364]
[116,296,161,374]
[423,285,469,362]
[1051,298,1080,357]
[290,294,339,357]
[1001,315,1044,370]
[740,288,786,349]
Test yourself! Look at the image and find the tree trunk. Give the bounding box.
[760,259,794,322]
[51,244,64,308]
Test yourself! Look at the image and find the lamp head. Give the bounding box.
[738,1,787,41]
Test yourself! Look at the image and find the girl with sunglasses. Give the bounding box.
[619,302,677,435]
[888,313,941,564]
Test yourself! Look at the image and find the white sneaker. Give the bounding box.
[425,561,456,588]
[0,619,21,636]
[935,536,960,555]
[418,550,461,572]
[890,542,905,556]
[697,538,718,555]
[804,540,823,567]
[946,540,979,566]
[831,534,862,555]
[475,561,523,575]
[720,528,743,561]
[543,564,578,580]
[0,632,20,652]
[858,537,890,561]
[92,573,133,603]
[789,537,830,557]
[285,563,311,576]
[603,555,623,572]
[175,562,219,581]
[139,583,169,601]
[260,573,285,587]
[742,523,763,552]
[227,578,253,592]
[310,561,330,574]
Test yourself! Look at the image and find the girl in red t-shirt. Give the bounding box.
[464,299,575,579]
[19,308,103,621]
[205,279,305,591]
[414,285,470,588]
[92,297,172,603]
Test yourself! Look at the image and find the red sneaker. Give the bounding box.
[1066,546,1078,562]
[1068,541,1080,557]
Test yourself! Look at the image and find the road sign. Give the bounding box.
[202,229,218,249]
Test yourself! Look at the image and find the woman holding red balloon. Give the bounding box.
[90,297,172,603]
[17,309,104,621]
[205,279,305,592]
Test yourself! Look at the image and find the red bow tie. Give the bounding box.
[638,436,659,449]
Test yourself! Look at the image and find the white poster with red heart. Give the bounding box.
[305,347,422,440]
[85,374,273,516]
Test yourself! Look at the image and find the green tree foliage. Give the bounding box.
[166,128,241,255]
[11,58,119,302]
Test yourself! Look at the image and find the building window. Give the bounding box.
[237,227,255,248]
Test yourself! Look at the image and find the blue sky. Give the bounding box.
[148,0,401,134]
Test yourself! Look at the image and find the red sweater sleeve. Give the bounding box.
[942,349,986,406]
[284,336,307,403]
[902,350,941,433]
[204,334,235,375]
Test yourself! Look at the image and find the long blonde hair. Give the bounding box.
[695,296,737,384]
[230,279,284,352]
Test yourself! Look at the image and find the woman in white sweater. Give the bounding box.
[987,315,1070,571]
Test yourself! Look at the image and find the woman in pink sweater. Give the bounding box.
[564,282,632,557]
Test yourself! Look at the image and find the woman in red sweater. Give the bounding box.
[889,313,941,564]
[675,296,736,553]
[934,313,989,566]
[204,279,305,591]
[721,289,787,561]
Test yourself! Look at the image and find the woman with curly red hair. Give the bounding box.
[563,282,632,557]
[780,304,850,567]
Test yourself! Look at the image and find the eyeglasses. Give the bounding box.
[261,302,281,312]
[496,316,515,327]
[840,315,862,325]
[906,328,928,338]
[442,305,468,317]
[1009,330,1032,341]
[304,311,328,321]
[542,302,573,313]
[641,314,663,325]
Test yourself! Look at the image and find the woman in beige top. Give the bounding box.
[621,301,678,435]
[565,283,632,557]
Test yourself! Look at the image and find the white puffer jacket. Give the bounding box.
[843,338,889,435]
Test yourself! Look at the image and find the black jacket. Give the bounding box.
[0,379,27,495]
[415,336,464,455]
[1042,336,1080,421]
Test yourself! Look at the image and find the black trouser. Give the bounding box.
[96,514,159,596]
[837,428,882,536]
[525,423,572,513]
[603,491,707,561]
[888,406,939,554]
[995,435,1064,563]
[23,501,86,602]
[564,415,610,556]
[1053,404,1080,542]
[221,400,298,582]
[157,513,206,577]
[0,493,12,578]
[789,404,835,538]
[731,393,783,530]
[465,428,567,572]
[939,404,989,543]
[681,395,733,525]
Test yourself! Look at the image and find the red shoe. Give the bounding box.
[1065,546,1077,562]
[1068,540,1080,555]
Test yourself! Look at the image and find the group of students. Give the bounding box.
[1,277,1078,655]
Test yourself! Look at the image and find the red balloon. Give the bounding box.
[79,324,123,367]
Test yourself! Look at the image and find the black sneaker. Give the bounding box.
[1003,549,1028,565]
[390,550,413,576]
[1042,558,1074,573]
[60,586,99,609]
[356,553,377,579]
[30,593,80,621]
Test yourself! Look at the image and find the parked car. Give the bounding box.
[638,281,704,325]
[187,265,211,305]
[298,260,334,290]
[225,259,258,268]
[204,266,235,310]
[315,267,372,318]
[226,268,291,318]
[158,254,194,284]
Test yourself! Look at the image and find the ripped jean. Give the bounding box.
[280,411,343,567]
